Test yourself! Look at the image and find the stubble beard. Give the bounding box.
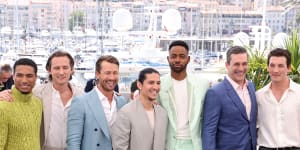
[170,64,187,74]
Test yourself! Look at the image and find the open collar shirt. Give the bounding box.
[226,75,252,120]
[95,88,117,128]
[256,79,300,148]
[47,86,72,149]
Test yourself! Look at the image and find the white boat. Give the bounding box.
[17,48,49,72]
[12,26,25,36]
[0,26,12,36]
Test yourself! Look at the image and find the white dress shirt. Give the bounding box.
[47,87,72,149]
[226,75,252,120]
[95,87,117,127]
[256,79,300,148]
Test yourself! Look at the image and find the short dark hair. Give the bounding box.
[226,46,248,63]
[267,48,291,67]
[95,55,119,73]
[46,50,74,81]
[13,58,37,75]
[1,64,12,72]
[130,80,138,93]
[138,68,160,84]
[168,40,189,52]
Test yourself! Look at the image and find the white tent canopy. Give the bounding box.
[162,9,181,33]
[40,30,51,37]
[112,9,133,32]
[85,28,97,37]
[0,26,12,35]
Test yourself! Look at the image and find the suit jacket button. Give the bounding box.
[94,128,98,131]
[97,144,100,146]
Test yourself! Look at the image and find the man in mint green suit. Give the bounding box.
[157,40,209,150]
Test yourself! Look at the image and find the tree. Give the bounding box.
[68,10,84,31]
[282,0,300,7]
[247,47,270,90]
[286,30,300,83]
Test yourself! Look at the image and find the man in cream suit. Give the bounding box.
[157,40,209,150]
[67,55,127,150]
[0,50,83,150]
[112,68,168,150]
[35,51,83,150]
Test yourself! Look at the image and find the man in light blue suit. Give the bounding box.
[67,55,127,150]
[202,46,257,150]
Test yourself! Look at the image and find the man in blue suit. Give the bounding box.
[67,55,127,150]
[202,46,257,150]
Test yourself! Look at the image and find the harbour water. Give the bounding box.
[0,37,227,95]
[0,29,229,95]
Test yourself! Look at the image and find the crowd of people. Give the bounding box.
[0,40,299,150]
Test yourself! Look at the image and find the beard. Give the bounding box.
[169,63,187,73]
[147,97,156,101]
[97,79,117,92]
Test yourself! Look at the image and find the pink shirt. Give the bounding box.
[226,75,252,120]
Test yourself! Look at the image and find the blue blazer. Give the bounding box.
[67,88,127,150]
[201,78,257,150]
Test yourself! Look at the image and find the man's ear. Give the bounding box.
[137,81,142,91]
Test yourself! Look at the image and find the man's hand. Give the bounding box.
[0,90,13,102]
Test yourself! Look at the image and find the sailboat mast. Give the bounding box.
[14,0,20,52]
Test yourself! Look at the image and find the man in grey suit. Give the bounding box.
[67,55,127,150]
[111,68,168,150]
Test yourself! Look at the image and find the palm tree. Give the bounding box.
[247,47,270,90]
[286,30,300,83]
[282,0,300,7]
[68,10,84,31]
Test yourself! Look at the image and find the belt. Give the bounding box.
[259,146,300,150]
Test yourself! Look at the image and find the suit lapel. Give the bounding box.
[136,100,154,143]
[162,76,177,131]
[166,85,177,131]
[153,105,161,149]
[247,82,257,122]
[42,83,54,139]
[187,76,204,129]
[186,76,204,129]
[224,78,248,120]
[87,89,111,139]
[115,96,124,110]
[187,77,199,129]
[187,81,193,121]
